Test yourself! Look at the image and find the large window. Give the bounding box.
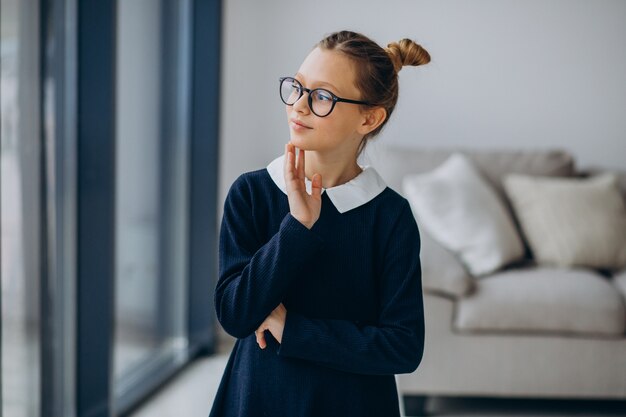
[0,0,221,415]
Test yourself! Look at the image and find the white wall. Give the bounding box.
[219,0,626,211]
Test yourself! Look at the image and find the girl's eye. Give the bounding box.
[314,91,333,101]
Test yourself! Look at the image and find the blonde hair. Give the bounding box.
[317,30,431,157]
[385,38,431,73]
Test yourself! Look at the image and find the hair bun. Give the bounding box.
[385,39,431,73]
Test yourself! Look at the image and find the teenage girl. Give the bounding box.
[210,30,431,417]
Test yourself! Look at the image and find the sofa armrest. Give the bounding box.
[420,228,475,299]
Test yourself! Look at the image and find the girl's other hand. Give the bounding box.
[255,303,287,349]
[284,142,322,230]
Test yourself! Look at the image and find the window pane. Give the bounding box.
[114,0,164,378]
[113,0,188,405]
[1,0,41,416]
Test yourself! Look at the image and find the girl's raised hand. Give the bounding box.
[284,142,322,229]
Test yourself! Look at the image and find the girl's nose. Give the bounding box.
[292,91,310,114]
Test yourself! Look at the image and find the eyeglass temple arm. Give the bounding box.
[336,97,372,105]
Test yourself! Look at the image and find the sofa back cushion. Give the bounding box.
[366,145,576,199]
[578,166,626,203]
[365,145,576,260]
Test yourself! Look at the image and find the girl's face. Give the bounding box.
[286,47,372,153]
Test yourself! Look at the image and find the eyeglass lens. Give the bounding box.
[280,77,334,117]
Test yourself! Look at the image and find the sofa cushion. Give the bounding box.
[403,153,525,277]
[503,173,626,271]
[420,227,475,298]
[454,266,626,337]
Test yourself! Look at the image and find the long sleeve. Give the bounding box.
[215,174,325,339]
[276,202,425,376]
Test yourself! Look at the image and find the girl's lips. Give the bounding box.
[290,119,313,130]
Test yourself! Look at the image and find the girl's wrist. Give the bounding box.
[293,215,314,230]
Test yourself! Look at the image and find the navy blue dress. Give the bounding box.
[209,160,424,417]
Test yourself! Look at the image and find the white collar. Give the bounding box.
[266,154,387,214]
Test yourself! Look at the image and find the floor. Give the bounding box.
[128,326,235,417]
[129,328,626,417]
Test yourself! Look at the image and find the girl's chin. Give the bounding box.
[288,136,316,150]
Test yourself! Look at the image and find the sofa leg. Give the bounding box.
[403,395,429,416]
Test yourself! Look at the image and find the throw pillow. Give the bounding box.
[502,173,626,270]
[402,152,526,277]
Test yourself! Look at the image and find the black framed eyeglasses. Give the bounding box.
[279,76,372,117]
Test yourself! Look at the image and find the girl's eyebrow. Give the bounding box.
[295,72,341,93]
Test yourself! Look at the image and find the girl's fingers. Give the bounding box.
[284,142,307,191]
[311,173,322,199]
[284,143,296,183]
[283,143,289,178]
[297,146,305,179]
[256,329,266,349]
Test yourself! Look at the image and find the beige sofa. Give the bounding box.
[364,145,626,416]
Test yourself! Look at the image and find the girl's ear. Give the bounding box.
[357,106,387,136]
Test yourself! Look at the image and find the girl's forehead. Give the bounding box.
[296,48,359,96]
